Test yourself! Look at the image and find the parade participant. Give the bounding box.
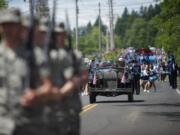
[0,8,26,135]
[21,15,31,42]
[131,60,141,95]
[0,8,50,135]
[40,22,87,135]
[167,60,173,87]
[89,58,96,74]
[147,64,158,92]
[140,64,150,92]
[159,61,167,81]
[88,58,96,87]
[170,58,178,89]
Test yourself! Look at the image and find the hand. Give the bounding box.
[20,89,37,107]
[51,87,64,101]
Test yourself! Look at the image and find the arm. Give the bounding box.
[20,71,88,106]
[51,70,88,101]
[20,77,52,107]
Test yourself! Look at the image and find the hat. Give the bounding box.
[118,57,124,62]
[21,15,39,28]
[21,15,31,27]
[38,17,49,32]
[54,22,65,33]
[0,8,21,24]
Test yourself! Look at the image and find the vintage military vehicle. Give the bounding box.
[88,66,135,103]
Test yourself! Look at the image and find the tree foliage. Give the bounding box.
[154,0,180,64]
[0,0,7,41]
[77,1,180,64]
[114,1,179,64]
[0,0,6,9]
[115,4,161,49]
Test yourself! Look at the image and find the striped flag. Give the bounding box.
[93,72,97,85]
[121,73,126,84]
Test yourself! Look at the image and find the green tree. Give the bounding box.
[87,22,92,32]
[94,15,107,34]
[115,7,129,38]
[123,18,147,48]
[79,26,106,56]
[0,0,6,8]
[0,0,7,41]
[153,0,180,64]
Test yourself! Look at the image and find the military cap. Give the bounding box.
[21,15,30,27]
[54,22,65,33]
[38,17,49,32]
[21,15,39,28]
[0,8,21,24]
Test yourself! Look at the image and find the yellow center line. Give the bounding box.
[82,104,93,110]
[80,104,97,115]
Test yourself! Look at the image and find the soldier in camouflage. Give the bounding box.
[0,8,28,135]
[43,22,87,135]
[0,8,50,135]
[0,8,87,135]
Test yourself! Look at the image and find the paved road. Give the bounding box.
[80,80,180,135]
[177,76,180,91]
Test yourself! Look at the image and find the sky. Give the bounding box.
[8,0,160,28]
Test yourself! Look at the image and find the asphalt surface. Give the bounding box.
[80,78,180,135]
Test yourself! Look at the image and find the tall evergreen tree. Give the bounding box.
[94,15,107,34]
[115,7,129,38]
[154,0,180,64]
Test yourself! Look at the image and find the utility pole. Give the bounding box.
[75,0,79,50]
[108,0,115,50]
[98,2,102,57]
[106,29,110,53]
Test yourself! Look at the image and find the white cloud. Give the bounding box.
[8,0,158,28]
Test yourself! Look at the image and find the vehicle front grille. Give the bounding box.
[107,80,117,89]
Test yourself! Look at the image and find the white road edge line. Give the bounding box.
[176,88,180,95]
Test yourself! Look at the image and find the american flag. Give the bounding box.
[93,73,97,85]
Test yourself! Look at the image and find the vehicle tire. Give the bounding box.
[128,93,134,102]
[132,79,135,94]
[136,87,140,95]
[89,92,96,104]
[135,78,140,95]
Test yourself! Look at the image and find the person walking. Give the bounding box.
[0,8,51,135]
[171,58,178,89]
[0,8,87,135]
[131,60,141,95]
[43,22,87,135]
[148,64,158,92]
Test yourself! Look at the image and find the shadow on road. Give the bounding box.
[95,100,145,104]
[113,102,180,107]
[143,111,180,122]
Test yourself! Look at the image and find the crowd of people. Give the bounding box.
[83,47,179,95]
[120,47,179,93]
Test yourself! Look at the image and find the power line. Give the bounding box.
[75,0,79,50]
[99,2,102,57]
[109,0,115,50]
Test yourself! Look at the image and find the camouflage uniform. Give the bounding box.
[0,9,48,135]
[46,48,83,135]
[0,41,47,135]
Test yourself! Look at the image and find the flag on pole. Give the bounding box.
[93,72,97,85]
[121,72,126,84]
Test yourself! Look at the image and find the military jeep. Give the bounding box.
[88,66,134,103]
